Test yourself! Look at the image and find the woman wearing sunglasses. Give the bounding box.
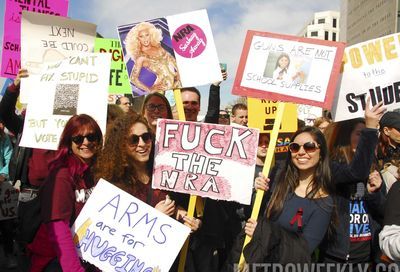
[240,100,385,265]
[95,111,200,232]
[28,114,102,272]
[141,92,173,133]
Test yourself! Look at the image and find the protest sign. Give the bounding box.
[0,182,18,221]
[152,119,259,204]
[297,104,323,126]
[118,9,222,96]
[247,98,297,132]
[1,0,69,78]
[233,31,345,109]
[332,33,400,121]
[94,38,131,94]
[20,11,97,103]
[247,98,297,160]
[72,179,190,272]
[19,53,110,150]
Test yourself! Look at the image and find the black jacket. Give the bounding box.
[0,84,30,185]
[319,128,386,262]
[222,218,310,272]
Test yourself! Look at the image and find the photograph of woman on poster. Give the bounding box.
[124,22,181,93]
[269,52,307,83]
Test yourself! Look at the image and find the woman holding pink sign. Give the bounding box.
[95,111,201,232]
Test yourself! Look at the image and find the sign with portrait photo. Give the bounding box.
[118,9,222,97]
[233,31,345,109]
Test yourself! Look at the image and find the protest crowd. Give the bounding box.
[1,3,400,272]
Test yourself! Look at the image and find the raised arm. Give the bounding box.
[331,99,385,184]
[204,71,227,124]
[0,69,28,135]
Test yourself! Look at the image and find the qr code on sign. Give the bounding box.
[53,84,79,115]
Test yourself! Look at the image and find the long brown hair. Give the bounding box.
[325,118,365,164]
[266,126,334,218]
[94,111,154,190]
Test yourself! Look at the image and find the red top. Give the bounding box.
[28,155,94,258]
[28,149,56,187]
[40,155,94,225]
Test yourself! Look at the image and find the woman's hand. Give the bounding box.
[245,218,257,238]
[183,216,202,233]
[365,97,386,129]
[367,170,383,193]
[155,195,175,216]
[254,172,270,191]
[175,205,187,221]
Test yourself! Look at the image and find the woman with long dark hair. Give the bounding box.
[241,100,385,265]
[321,116,386,270]
[28,114,103,271]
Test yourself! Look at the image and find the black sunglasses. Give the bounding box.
[128,132,152,146]
[288,142,319,153]
[71,133,99,145]
[219,114,230,119]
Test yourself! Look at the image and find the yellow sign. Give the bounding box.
[248,98,297,132]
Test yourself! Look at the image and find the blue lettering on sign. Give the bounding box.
[77,228,153,271]
[97,194,173,245]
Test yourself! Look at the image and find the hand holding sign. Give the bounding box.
[183,216,202,233]
[14,68,29,87]
[245,218,257,238]
[155,195,176,216]
[254,172,270,192]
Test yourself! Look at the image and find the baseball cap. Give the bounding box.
[379,111,400,131]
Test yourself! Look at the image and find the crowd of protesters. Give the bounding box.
[0,67,400,272]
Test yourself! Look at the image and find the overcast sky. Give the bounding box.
[0,0,340,114]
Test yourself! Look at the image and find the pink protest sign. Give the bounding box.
[152,119,259,205]
[1,0,69,78]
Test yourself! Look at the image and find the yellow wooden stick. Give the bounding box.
[173,89,186,122]
[237,102,286,270]
[73,218,92,245]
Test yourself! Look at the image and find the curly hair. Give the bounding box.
[125,22,163,60]
[94,111,154,190]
